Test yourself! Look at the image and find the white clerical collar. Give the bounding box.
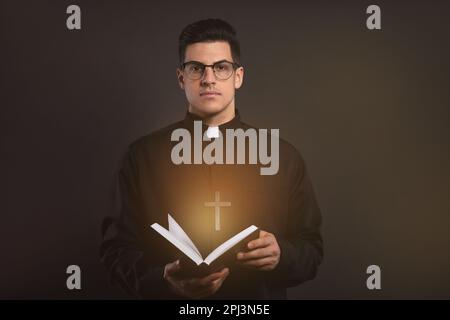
[206,126,220,139]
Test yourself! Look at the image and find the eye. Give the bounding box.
[187,63,203,72]
[215,63,230,72]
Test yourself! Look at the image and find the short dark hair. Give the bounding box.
[178,18,241,65]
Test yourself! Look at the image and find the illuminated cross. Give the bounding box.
[204,191,231,231]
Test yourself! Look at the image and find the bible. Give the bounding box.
[151,214,259,277]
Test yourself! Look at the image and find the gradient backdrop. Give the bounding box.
[1,0,449,299]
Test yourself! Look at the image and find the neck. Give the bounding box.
[188,102,236,126]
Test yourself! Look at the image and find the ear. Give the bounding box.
[176,68,185,90]
[234,66,244,90]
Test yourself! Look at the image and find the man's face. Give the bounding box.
[177,41,244,119]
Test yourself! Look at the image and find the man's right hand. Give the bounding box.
[163,260,230,299]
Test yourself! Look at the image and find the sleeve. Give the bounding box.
[99,145,176,299]
[267,149,324,288]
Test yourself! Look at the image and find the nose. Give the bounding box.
[201,66,216,86]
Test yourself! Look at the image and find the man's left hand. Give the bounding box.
[236,230,281,271]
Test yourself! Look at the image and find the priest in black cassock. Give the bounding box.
[100,18,323,299]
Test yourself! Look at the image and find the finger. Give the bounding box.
[220,267,230,277]
[211,275,226,290]
[165,259,181,276]
[179,267,230,293]
[194,274,228,298]
[238,257,274,268]
[190,269,230,298]
[259,230,270,237]
[198,267,229,286]
[211,267,229,280]
[190,274,227,297]
[247,235,272,250]
[237,247,272,261]
[259,264,276,271]
[184,274,218,290]
[217,268,230,281]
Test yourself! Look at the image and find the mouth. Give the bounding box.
[200,91,221,97]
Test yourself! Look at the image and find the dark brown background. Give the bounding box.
[1,0,449,299]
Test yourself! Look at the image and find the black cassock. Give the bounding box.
[100,110,323,299]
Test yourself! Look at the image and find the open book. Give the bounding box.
[151,214,259,277]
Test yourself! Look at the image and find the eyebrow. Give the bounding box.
[185,59,230,65]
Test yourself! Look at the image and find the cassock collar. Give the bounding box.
[182,109,242,133]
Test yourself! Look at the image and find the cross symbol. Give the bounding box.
[204,191,231,231]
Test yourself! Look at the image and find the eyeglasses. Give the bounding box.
[180,60,241,80]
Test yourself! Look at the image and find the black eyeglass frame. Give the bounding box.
[180,60,241,80]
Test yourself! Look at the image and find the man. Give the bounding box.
[100,18,323,299]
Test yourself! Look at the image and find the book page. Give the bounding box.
[204,225,258,265]
[151,223,203,265]
[168,214,202,259]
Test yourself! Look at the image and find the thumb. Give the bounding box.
[166,259,181,276]
[259,230,270,237]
